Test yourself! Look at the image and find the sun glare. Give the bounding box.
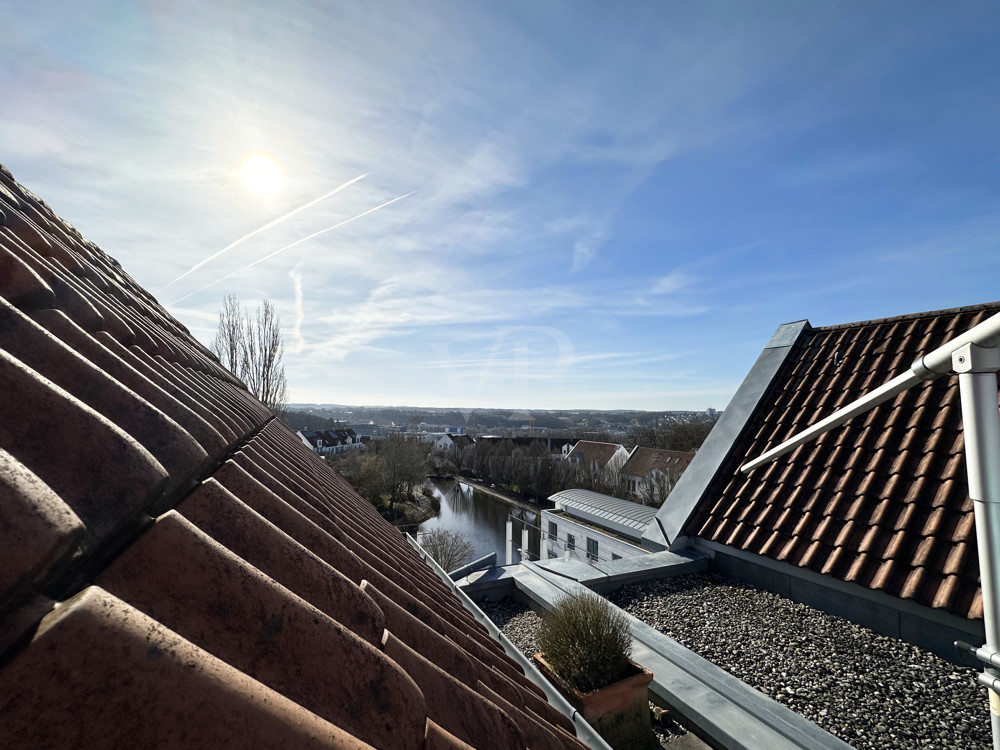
[240,154,285,196]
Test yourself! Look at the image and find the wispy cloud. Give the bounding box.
[7,1,996,410]
[571,232,603,272]
[650,271,693,295]
[287,265,305,355]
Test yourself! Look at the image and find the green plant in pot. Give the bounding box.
[534,593,654,750]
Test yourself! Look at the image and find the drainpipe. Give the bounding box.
[406,533,614,750]
[506,519,513,565]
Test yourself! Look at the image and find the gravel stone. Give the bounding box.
[608,573,990,750]
[480,576,992,750]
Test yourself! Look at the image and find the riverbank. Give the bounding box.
[391,489,439,533]
[456,478,541,513]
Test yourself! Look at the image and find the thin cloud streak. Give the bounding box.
[156,173,367,293]
[288,265,305,355]
[166,190,416,306]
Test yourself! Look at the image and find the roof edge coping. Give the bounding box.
[811,300,1000,333]
[642,319,811,550]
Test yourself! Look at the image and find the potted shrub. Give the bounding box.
[533,593,654,750]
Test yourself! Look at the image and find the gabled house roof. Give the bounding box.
[622,447,695,478]
[653,302,1000,622]
[322,429,346,445]
[298,429,324,447]
[438,433,474,448]
[566,440,625,468]
[0,165,587,749]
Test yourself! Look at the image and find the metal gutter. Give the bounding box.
[448,551,497,581]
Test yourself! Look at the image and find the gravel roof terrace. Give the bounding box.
[483,572,991,750]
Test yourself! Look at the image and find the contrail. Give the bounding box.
[156,173,367,293]
[166,190,416,307]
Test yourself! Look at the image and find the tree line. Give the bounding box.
[327,435,430,523]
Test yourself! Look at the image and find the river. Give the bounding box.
[418,479,541,564]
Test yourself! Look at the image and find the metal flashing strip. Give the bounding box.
[644,319,811,550]
[406,534,614,750]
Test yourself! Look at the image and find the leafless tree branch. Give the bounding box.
[211,294,288,415]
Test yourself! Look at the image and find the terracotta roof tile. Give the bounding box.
[943,542,973,577]
[0,242,54,308]
[758,530,788,557]
[0,347,169,544]
[684,301,1000,619]
[820,545,850,577]
[0,167,583,747]
[0,587,374,749]
[382,631,525,750]
[424,721,476,750]
[0,448,83,599]
[98,511,429,750]
[177,480,386,646]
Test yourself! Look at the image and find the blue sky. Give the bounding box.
[3,1,998,411]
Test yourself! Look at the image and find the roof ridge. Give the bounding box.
[812,299,1000,333]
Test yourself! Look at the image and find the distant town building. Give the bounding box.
[564,440,631,473]
[296,428,360,455]
[621,447,696,504]
[432,433,475,455]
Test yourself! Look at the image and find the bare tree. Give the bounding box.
[211,294,288,414]
[638,470,675,507]
[420,528,475,573]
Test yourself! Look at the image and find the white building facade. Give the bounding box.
[541,489,653,564]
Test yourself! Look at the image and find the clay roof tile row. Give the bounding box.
[684,302,1000,619]
[0,166,586,749]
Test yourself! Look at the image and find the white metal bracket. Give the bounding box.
[953,342,1000,375]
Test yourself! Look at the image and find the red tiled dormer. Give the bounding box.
[682,304,1000,621]
[0,165,587,749]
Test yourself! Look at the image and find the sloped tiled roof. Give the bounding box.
[622,447,695,479]
[684,303,1000,621]
[567,440,623,467]
[0,165,587,749]
[323,429,346,445]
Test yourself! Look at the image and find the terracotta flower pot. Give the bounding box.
[533,653,655,750]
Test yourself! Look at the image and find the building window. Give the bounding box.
[586,538,598,561]
[548,521,557,539]
[612,554,622,561]
[548,549,557,559]
[566,534,575,551]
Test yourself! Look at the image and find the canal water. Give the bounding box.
[418,479,541,565]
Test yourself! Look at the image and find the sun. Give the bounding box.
[240,153,285,196]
